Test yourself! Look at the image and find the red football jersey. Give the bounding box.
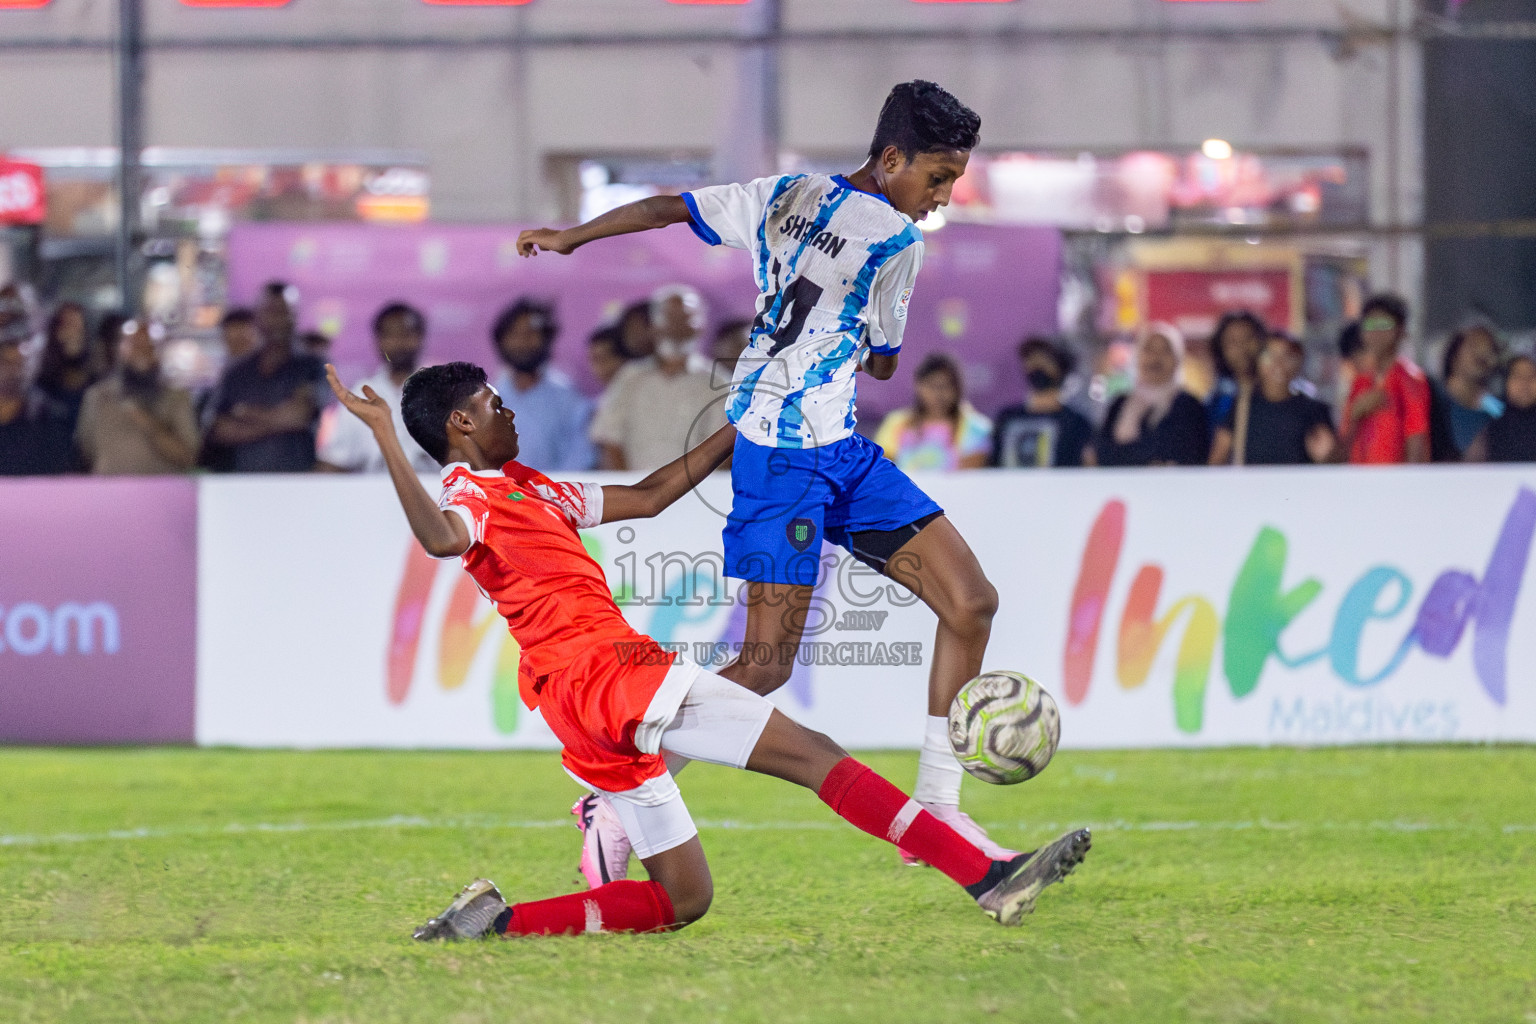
[1344,357,1430,464]
[437,461,676,790]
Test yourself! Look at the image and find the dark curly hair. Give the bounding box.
[1440,322,1500,382]
[1505,353,1536,388]
[868,81,981,160]
[373,301,426,337]
[491,297,558,350]
[1209,310,1268,383]
[1337,319,1363,360]
[35,301,109,390]
[911,351,965,427]
[401,361,488,466]
[1018,335,1078,378]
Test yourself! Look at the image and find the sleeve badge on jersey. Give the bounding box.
[894,288,912,322]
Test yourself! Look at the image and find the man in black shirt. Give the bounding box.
[205,282,326,472]
[1211,335,1336,465]
[991,337,1093,468]
[0,341,75,476]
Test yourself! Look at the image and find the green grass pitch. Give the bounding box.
[1,746,1533,1023]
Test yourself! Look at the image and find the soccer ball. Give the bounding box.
[948,670,1061,785]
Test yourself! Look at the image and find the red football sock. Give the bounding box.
[818,757,991,888]
[499,880,676,936]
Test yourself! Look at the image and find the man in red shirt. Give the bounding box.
[324,361,1090,939]
[1341,293,1430,464]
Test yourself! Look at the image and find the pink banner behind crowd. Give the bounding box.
[227,220,1061,421]
[0,477,198,744]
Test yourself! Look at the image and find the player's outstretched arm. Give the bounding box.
[516,196,692,257]
[324,364,470,558]
[599,422,737,523]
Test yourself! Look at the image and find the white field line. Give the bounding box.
[1,816,1533,849]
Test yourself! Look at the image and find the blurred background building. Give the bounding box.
[0,0,1531,391]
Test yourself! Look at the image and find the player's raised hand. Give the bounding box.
[516,228,573,257]
[1350,383,1389,421]
[326,364,393,433]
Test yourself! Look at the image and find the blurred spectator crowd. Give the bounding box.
[869,293,1536,471]
[2,276,1534,478]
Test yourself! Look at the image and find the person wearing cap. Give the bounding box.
[76,319,200,475]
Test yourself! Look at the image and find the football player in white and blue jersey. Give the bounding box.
[518,82,1020,878]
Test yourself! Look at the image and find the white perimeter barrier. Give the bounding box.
[197,467,1536,749]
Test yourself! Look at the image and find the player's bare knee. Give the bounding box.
[803,726,846,762]
[973,579,1000,622]
[667,880,713,926]
[944,579,998,635]
[785,724,849,786]
[747,712,847,788]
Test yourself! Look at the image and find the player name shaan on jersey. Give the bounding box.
[779,214,849,259]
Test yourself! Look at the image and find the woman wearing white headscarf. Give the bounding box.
[1089,322,1210,466]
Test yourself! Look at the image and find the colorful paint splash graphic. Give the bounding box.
[388,543,523,732]
[1064,488,1536,731]
[385,487,1536,737]
[383,534,810,733]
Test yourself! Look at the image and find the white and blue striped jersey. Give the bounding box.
[683,173,924,449]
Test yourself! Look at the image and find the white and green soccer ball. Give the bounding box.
[948,670,1061,785]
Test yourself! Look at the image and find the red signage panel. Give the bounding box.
[0,160,45,226]
[1145,269,1292,340]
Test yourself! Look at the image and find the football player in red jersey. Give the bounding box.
[326,361,1089,938]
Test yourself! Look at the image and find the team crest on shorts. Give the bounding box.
[786,517,816,552]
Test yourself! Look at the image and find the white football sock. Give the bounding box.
[663,750,693,777]
[913,715,964,806]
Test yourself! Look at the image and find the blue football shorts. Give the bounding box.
[722,431,944,587]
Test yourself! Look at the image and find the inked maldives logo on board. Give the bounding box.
[381,534,721,735]
[386,544,524,733]
[382,533,792,733]
[1063,489,1536,733]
